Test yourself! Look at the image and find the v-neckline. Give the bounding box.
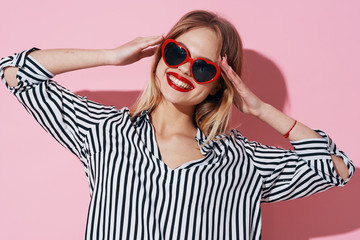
[148,116,209,171]
[130,109,214,171]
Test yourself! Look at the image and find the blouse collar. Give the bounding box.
[133,109,229,160]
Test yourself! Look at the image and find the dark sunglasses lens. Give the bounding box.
[192,59,217,83]
[163,42,187,66]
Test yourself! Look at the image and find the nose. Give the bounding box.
[177,61,191,77]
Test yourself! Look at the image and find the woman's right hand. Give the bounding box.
[108,35,164,66]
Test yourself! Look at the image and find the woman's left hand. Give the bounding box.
[219,55,266,118]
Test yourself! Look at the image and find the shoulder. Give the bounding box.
[228,129,251,145]
[226,129,264,156]
[87,105,132,129]
[104,106,131,122]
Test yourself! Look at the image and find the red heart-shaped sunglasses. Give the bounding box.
[161,39,221,84]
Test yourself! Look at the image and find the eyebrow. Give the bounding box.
[178,41,215,63]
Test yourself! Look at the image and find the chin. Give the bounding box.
[161,93,203,109]
[162,92,191,106]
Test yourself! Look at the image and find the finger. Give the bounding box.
[219,56,243,84]
[219,55,233,73]
[139,35,164,49]
[140,47,158,58]
[147,35,164,46]
[144,35,164,40]
[219,56,248,94]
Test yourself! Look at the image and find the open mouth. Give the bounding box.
[166,72,194,92]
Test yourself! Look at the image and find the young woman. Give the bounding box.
[1,10,354,240]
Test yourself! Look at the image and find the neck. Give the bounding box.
[150,100,196,136]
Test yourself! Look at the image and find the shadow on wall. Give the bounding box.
[75,49,359,239]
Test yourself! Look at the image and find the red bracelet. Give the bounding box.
[284,120,297,138]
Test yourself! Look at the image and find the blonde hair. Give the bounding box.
[131,10,244,141]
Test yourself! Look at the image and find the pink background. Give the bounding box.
[1,0,359,239]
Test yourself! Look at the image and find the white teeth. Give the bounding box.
[168,75,192,89]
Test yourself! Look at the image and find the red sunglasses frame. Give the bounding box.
[161,39,221,84]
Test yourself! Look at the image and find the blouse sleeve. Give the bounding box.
[0,48,120,167]
[240,129,355,203]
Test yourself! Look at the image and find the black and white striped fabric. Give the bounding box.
[1,49,355,240]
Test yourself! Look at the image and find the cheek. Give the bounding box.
[190,85,215,102]
[197,82,221,101]
[155,60,167,79]
[198,82,218,95]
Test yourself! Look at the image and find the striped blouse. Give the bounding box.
[1,48,355,240]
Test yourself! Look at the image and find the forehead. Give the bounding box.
[175,27,220,62]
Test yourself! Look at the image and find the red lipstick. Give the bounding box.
[166,72,194,92]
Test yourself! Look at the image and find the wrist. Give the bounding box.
[256,102,273,120]
[102,49,116,65]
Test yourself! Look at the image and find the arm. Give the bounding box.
[4,36,164,87]
[258,104,350,180]
[236,129,354,203]
[219,56,353,182]
[1,49,118,164]
[1,36,163,164]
